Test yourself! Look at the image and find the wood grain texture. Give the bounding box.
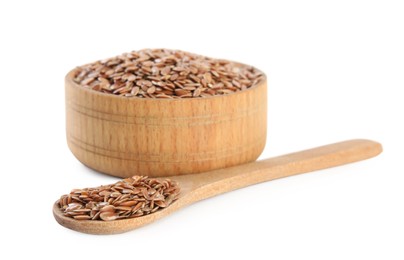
[53,139,382,235]
[65,65,267,178]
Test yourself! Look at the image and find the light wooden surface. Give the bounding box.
[65,66,267,178]
[53,139,382,235]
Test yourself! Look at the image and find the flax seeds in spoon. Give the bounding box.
[58,176,180,221]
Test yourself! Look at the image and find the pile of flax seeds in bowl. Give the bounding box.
[73,48,264,98]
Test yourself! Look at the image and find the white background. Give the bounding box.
[0,0,403,259]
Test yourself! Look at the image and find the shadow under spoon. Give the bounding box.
[53,139,382,235]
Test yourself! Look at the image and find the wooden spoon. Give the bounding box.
[53,139,382,235]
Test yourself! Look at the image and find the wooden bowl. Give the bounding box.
[65,65,267,178]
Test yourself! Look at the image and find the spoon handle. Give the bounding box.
[176,139,382,198]
[252,138,381,180]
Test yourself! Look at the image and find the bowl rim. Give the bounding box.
[65,64,267,103]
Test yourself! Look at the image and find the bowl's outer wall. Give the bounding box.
[65,69,267,177]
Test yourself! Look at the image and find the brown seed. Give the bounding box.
[142,61,154,67]
[161,66,171,76]
[190,66,198,74]
[184,83,200,88]
[156,94,172,98]
[73,215,92,220]
[151,66,159,75]
[170,73,179,81]
[100,205,115,213]
[127,74,137,81]
[115,206,132,211]
[131,201,144,213]
[203,72,212,83]
[98,77,109,84]
[99,190,111,197]
[189,74,201,83]
[110,192,121,198]
[59,196,67,207]
[131,86,140,95]
[104,69,115,76]
[137,55,150,62]
[66,203,82,211]
[113,86,129,94]
[232,79,241,88]
[212,82,224,89]
[173,67,185,72]
[73,208,91,213]
[217,89,234,94]
[154,200,167,208]
[125,66,138,72]
[81,77,95,85]
[92,211,101,220]
[211,70,219,77]
[173,81,183,89]
[193,88,202,97]
[119,201,138,207]
[147,86,156,94]
[144,80,153,87]
[100,212,118,221]
[174,89,189,96]
[121,189,133,194]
